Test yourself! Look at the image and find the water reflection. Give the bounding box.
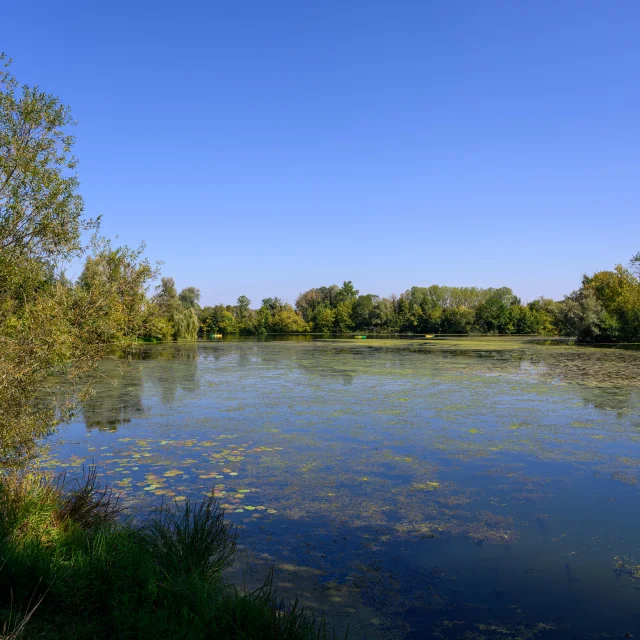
[142,343,199,404]
[79,344,200,428]
[81,359,144,431]
[579,385,640,414]
[80,339,640,431]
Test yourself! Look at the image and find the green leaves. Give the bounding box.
[557,265,640,343]
[0,55,90,265]
[0,58,160,466]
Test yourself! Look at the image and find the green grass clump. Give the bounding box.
[0,467,335,639]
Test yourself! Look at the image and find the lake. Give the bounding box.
[41,337,640,639]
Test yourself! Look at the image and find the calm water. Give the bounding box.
[43,337,640,639]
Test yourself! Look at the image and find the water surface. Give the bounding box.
[43,338,640,638]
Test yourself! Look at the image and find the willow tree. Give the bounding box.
[172,307,199,340]
[152,277,199,340]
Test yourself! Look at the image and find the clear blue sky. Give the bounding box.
[4,1,639,305]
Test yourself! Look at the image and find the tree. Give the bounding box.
[151,278,200,340]
[0,56,85,463]
[474,287,520,333]
[140,304,173,342]
[440,306,475,333]
[553,264,640,343]
[171,306,199,340]
[580,266,640,342]
[0,57,155,463]
[371,297,399,331]
[236,295,251,318]
[295,288,322,321]
[155,277,180,315]
[527,298,558,335]
[312,307,334,333]
[261,297,284,314]
[179,286,201,310]
[333,302,353,333]
[556,288,607,342]
[336,280,359,303]
[0,55,94,267]
[77,237,157,342]
[270,305,309,333]
[506,305,538,335]
[351,294,375,330]
[199,304,238,335]
[255,298,308,333]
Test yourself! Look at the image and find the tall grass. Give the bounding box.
[150,494,236,580]
[0,468,339,639]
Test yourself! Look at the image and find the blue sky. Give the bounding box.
[4,1,639,305]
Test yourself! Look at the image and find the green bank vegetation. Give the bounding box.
[0,468,333,639]
[187,264,640,342]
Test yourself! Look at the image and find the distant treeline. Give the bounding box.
[141,254,640,343]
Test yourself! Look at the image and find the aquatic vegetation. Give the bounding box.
[36,338,640,636]
[429,619,559,640]
[613,556,640,582]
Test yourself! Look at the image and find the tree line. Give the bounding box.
[145,266,640,343]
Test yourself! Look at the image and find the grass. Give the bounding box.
[0,467,338,639]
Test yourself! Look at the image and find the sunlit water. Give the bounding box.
[43,337,640,638]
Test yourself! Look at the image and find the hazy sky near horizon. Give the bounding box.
[3,1,639,305]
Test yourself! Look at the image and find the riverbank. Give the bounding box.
[0,468,335,639]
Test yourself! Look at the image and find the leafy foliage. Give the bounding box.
[178,286,201,310]
[0,55,89,265]
[151,277,199,340]
[184,266,640,341]
[556,262,640,343]
[0,57,155,465]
